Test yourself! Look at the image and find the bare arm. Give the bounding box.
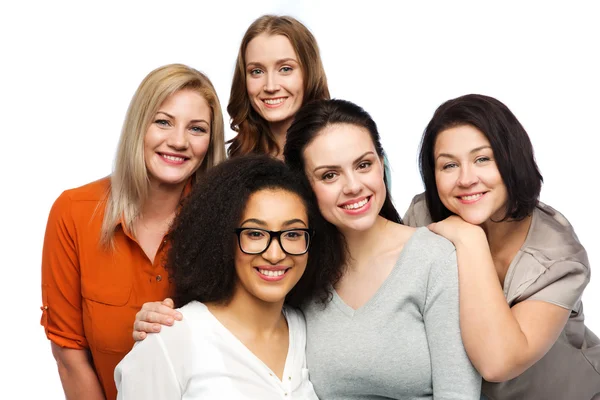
[132,298,182,341]
[51,342,105,400]
[429,217,570,382]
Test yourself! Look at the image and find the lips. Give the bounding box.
[254,266,291,282]
[158,152,189,164]
[456,192,486,204]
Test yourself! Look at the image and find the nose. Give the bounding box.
[263,72,280,93]
[262,237,286,264]
[457,165,478,187]
[342,172,363,195]
[166,125,189,151]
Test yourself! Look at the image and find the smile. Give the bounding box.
[341,197,369,210]
[254,267,291,282]
[159,153,188,164]
[262,98,286,106]
[457,192,486,203]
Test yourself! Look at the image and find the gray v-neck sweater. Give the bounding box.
[301,227,481,399]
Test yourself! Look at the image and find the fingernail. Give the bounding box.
[175,313,183,320]
[153,325,160,332]
[166,318,174,325]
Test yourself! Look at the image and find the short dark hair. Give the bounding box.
[284,98,402,224]
[166,155,345,308]
[418,94,543,222]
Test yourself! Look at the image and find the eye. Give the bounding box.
[475,156,491,164]
[249,68,263,76]
[155,119,170,127]
[321,172,337,181]
[357,161,372,170]
[280,66,293,73]
[190,126,209,135]
[283,230,304,240]
[442,162,458,170]
[243,229,266,240]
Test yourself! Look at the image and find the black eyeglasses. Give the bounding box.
[234,228,314,256]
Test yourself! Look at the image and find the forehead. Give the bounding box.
[243,189,307,220]
[434,124,491,155]
[245,33,297,63]
[158,89,211,118]
[303,123,376,165]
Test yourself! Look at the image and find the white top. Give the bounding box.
[114,301,318,400]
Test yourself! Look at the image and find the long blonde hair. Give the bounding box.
[227,15,330,158]
[101,64,226,246]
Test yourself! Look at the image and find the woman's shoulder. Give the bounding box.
[525,202,589,267]
[403,192,433,227]
[406,226,456,259]
[59,176,111,201]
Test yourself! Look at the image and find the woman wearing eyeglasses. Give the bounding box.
[115,155,344,399]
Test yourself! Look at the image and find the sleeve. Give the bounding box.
[402,192,432,228]
[424,250,482,399]
[114,334,182,400]
[519,259,589,310]
[40,192,87,349]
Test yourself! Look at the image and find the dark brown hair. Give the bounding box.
[419,94,543,222]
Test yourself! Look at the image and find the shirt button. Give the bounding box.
[288,376,291,381]
[156,275,162,282]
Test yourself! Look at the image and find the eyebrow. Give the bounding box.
[246,58,299,68]
[312,151,375,173]
[240,218,308,228]
[435,145,492,161]
[156,111,209,125]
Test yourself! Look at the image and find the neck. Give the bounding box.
[268,119,292,158]
[341,215,390,270]
[481,215,532,260]
[212,285,285,335]
[141,180,186,222]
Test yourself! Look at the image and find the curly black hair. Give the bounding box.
[166,154,345,308]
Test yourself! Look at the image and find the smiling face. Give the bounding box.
[233,189,309,306]
[434,124,508,225]
[245,33,304,132]
[302,123,386,234]
[144,89,211,188]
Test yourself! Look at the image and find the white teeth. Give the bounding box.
[342,198,369,210]
[460,193,483,201]
[258,269,286,277]
[264,98,285,105]
[162,154,185,162]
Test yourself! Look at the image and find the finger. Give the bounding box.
[132,330,147,342]
[140,303,181,321]
[161,298,183,320]
[133,320,162,334]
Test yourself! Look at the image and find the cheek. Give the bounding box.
[191,136,211,158]
[246,78,262,98]
[311,183,336,215]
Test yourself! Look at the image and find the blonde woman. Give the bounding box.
[40,63,225,400]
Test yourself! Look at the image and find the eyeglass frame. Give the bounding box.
[233,227,315,256]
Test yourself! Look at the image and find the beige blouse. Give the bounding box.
[404,193,600,399]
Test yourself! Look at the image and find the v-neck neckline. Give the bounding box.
[331,227,423,318]
[202,303,294,384]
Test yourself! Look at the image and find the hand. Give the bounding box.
[427,215,484,245]
[132,298,182,341]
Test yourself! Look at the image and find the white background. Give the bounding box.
[1,1,598,397]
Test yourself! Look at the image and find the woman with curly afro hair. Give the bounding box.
[115,154,344,399]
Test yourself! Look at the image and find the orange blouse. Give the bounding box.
[41,177,175,400]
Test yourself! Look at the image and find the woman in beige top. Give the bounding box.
[404,94,600,399]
